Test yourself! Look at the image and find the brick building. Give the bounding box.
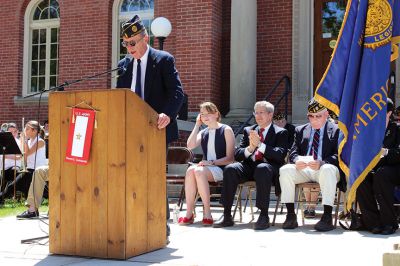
[0,0,399,129]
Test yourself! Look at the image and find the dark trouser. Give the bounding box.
[221,161,276,215]
[357,165,400,229]
[0,169,33,200]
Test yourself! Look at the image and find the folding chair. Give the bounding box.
[232,181,256,222]
[296,182,342,226]
[166,147,194,209]
[273,182,342,227]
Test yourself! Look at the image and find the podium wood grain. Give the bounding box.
[49,89,166,259]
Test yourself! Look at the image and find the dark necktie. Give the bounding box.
[310,129,320,160]
[255,128,265,161]
[135,59,142,98]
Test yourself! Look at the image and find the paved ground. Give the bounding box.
[0,203,399,266]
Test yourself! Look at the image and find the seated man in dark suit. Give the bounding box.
[214,101,288,230]
[356,98,400,235]
[279,99,341,232]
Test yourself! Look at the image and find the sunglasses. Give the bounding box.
[121,36,145,48]
[307,114,323,119]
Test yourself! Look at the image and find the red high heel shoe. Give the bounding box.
[178,214,194,225]
[202,217,213,226]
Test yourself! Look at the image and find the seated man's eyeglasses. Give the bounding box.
[307,114,323,119]
[121,36,145,48]
[253,111,269,116]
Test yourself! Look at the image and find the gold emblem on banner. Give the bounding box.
[329,39,337,49]
[364,0,392,49]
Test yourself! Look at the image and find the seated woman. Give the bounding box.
[18,121,47,199]
[179,102,235,226]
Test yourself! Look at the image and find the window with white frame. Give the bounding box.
[118,0,154,60]
[23,0,60,96]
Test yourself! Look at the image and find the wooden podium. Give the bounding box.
[48,89,166,259]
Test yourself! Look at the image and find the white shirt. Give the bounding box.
[27,137,47,169]
[130,45,150,99]
[206,128,217,161]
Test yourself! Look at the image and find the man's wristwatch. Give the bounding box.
[210,160,214,165]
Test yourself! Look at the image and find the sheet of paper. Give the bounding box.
[297,155,314,163]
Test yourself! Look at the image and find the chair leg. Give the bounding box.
[233,185,243,221]
[178,185,185,211]
[248,187,254,222]
[297,186,305,225]
[272,195,280,226]
[243,196,249,213]
[244,186,251,212]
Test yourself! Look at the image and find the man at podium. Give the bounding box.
[116,15,184,239]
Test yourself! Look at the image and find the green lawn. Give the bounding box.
[0,198,48,218]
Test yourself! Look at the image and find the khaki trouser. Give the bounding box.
[27,165,49,208]
[279,163,339,206]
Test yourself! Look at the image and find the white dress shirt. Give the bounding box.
[130,45,150,99]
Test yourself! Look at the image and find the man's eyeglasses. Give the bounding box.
[253,111,269,116]
[307,114,323,119]
[121,36,145,48]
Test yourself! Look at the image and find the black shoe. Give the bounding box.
[253,215,270,230]
[314,214,334,232]
[304,209,316,218]
[282,213,298,229]
[213,214,234,228]
[381,225,397,235]
[17,210,39,219]
[370,226,383,234]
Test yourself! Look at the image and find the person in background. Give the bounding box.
[356,98,400,235]
[214,101,288,230]
[179,102,235,226]
[16,165,49,219]
[18,121,47,200]
[279,99,344,232]
[0,123,21,201]
[273,112,295,149]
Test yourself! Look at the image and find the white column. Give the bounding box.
[227,0,257,120]
[291,0,314,124]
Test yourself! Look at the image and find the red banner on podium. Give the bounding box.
[65,108,96,165]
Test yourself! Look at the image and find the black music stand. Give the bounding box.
[0,132,21,198]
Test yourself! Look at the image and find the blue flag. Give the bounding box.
[315,0,400,211]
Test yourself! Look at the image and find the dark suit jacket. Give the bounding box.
[289,121,346,192]
[235,124,289,195]
[284,123,295,149]
[376,121,400,168]
[116,47,184,144]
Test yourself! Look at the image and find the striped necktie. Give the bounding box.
[310,129,320,160]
